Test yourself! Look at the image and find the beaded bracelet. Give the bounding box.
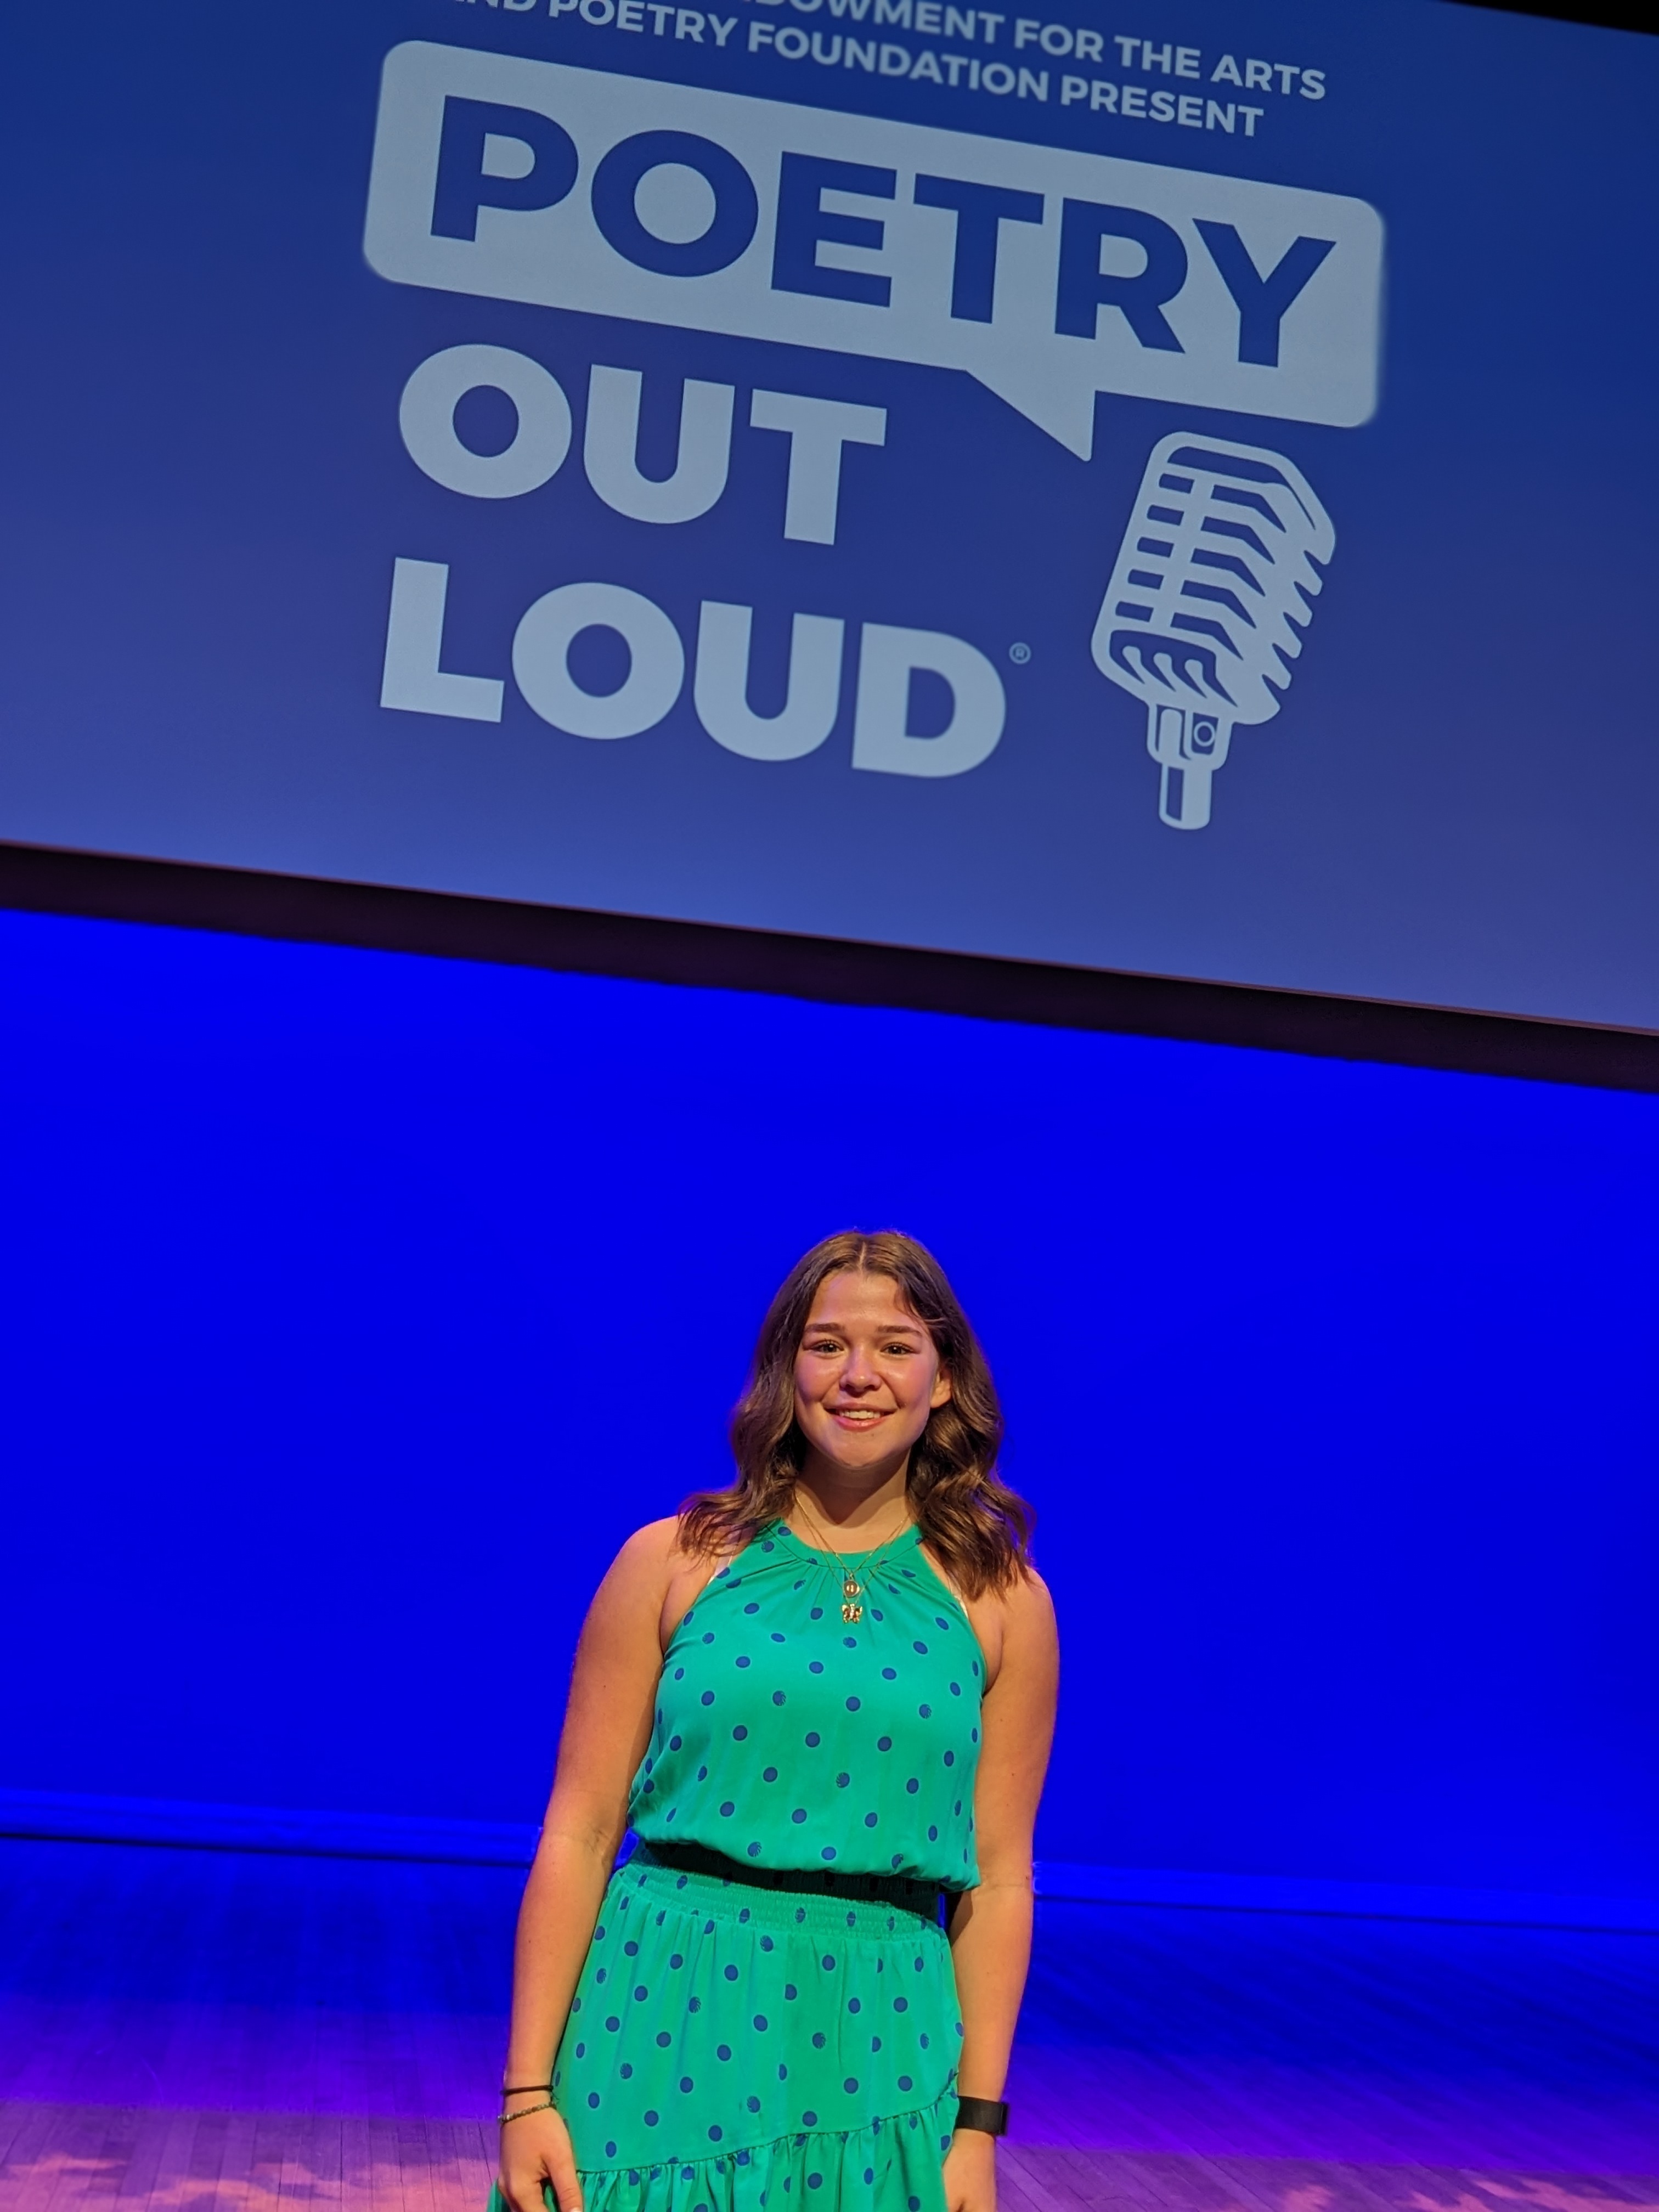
[498,2100,555,2125]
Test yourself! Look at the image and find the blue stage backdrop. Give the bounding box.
[2,904,1656,1898]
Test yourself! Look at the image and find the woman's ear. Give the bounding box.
[929,1365,953,1410]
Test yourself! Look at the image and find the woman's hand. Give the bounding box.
[943,2128,998,2212]
[497,2103,582,2212]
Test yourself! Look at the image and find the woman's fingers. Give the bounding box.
[541,2118,584,2212]
[499,2110,580,2212]
[495,2160,532,2212]
[498,2146,549,2212]
[943,2132,998,2212]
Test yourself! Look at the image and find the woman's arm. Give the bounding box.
[496,1518,687,2212]
[943,1570,1059,2212]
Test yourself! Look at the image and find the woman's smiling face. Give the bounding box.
[792,1268,952,1483]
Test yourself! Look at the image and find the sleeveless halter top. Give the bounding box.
[629,1521,984,1889]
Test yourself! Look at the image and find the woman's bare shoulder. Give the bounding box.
[583,1517,683,1610]
[599,1516,735,1649]
[615,1514,695,1565]
[940,1558,1054,1691]
[1004,1562,1057,1628]
[989,1562,1056,1654]
[988,1564,1058,1685]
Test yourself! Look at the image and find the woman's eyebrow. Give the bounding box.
[804,1320,927,1339]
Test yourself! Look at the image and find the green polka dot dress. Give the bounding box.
[497,1520,984,2212]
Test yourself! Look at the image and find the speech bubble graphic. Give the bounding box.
[364,43,1383,459]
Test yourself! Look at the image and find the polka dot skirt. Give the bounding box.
[511,1860,958,2212]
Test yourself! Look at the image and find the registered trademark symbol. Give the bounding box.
[1008,641,1031,665]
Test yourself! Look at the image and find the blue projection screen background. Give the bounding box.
[2,1,1657,1029]
[4,906,1657,1898]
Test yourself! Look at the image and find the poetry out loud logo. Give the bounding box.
[364,42,1381,825]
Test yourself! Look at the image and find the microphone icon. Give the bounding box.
[1091,434,1335,830]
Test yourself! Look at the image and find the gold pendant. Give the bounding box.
[842,1601,864,1623]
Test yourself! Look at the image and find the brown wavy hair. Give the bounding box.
[679,1231,1032,1596]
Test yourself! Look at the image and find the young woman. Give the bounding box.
[493,1231,1058,2212]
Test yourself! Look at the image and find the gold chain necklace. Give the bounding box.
[792,1496,912,1623]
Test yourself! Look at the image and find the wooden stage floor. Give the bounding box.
[2,1839,1655,2212]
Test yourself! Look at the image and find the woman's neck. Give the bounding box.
[791,1461,912,1543]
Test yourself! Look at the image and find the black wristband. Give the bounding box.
[501,2083,551,2097]
[955,2097,1009,2137]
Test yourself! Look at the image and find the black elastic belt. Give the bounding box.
[632,1838,947,1922]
